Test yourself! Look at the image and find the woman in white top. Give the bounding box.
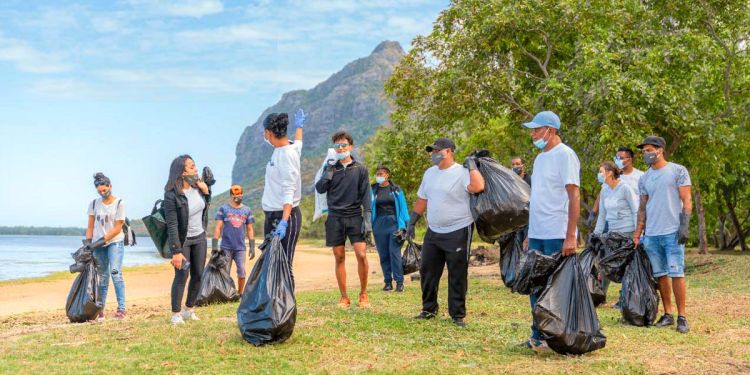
[85,172,127,320]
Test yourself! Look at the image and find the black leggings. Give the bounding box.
[171,232,207,312]
[263,206,302,265]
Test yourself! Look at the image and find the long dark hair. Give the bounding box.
[164,154,192,193]
[601,160,622,179]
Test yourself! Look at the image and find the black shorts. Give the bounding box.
[325,215,365,247]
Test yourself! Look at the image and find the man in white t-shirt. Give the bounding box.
[406,138,486,328]
[261,109,305,271]
[520,111,581,351]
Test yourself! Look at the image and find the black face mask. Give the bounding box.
[99,190,112,199]
[233,197,243,205]
[512,167,522,175]
[183,174,199,186]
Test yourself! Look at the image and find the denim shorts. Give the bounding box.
[643,232,685,278]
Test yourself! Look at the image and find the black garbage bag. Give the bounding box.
[499,228,525,288]
[142,199,171,258]
[69,244,94,273]
[195,250,240,306]
[237,236,296,346]
[533,256,607,355]
[402,239,422,275]
[468,151,530,243]
[511,249,561,295]
[65,257,102,323]
[621,245,659,326]
[578,245,606,307]
[598,232,635,283]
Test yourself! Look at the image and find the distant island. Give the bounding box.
[0,226,86,236]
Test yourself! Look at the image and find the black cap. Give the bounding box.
[425,138,456,152]
[637,135,666,149]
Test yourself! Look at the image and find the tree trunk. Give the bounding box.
[694,190,709,254]
[717,198,728,249]
[724,189,748,251]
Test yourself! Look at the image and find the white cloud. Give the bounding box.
[0,35,71,73]
[126,0,224,18]
[176,24,290,45]
[28,78,99,98]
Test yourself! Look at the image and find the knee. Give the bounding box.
[110,268,123,281]
[334,254,346,264]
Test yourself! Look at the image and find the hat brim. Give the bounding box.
[637,142,661,149]
[522,121,545,129]
[425,145,441,152]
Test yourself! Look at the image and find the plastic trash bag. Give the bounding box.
[468,151,530,243]
[621,245,659,326]
[402,238,422,275]
[69,244,93,273]
[598,232,635,283]
[237,236,296,346]
[66,256,102,323]
[196,250,240,306]
[141,199,171,258]
[313,148,337,221]
[578,245,606,307]
[499,228,525,288]
[533,256,607,355]
[511,249,561,295]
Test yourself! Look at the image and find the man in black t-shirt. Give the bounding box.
[511,156,532,186]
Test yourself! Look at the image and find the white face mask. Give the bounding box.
[263,134,272,147]
[375,176,386,184]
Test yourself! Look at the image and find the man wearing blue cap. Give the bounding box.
[519,110,581,351]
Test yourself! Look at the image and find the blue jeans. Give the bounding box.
[93,241,126,312]
[373,215,404,285]
[643,232,685,278]
[528,238,564,340]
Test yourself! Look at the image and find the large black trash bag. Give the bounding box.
[468,150,530,243]
[196,250,240,306]
[499,228,525,288]
[237,236,296,346]
[66,250,102,323]
[402,239,422,275]
[621,245,659,326]
[511,249,561,295]
[598,232,635,283]
[533,256,607,355]
[578,245,606,307]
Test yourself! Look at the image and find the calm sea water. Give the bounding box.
[0,235,166,281]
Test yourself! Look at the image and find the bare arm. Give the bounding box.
[633,195,649,246]
[214,220,224,240]
[86,215,95,240]
[678,186,693,214]
[562,184,580,256]
[467,169,486,193]
[295,127,303,142]
[413,198,427,216]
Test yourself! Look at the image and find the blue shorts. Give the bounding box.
[643,232,685,278]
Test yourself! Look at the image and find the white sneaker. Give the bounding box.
[182,309,200,321]
[171,313,185,325]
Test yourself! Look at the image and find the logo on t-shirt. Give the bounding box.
[226,213,248,229]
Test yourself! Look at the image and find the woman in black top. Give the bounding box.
[163,154,212,325]
[369,166,410,292]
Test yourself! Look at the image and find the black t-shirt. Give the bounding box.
[522,173,532,187]
[375,186,396,216]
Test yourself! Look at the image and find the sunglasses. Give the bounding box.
[333,143,350,149]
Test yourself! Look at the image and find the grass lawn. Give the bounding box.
[1,250,749,374]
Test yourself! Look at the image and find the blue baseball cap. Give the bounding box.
[522,111,561,129]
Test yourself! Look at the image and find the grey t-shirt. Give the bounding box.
[595,182,638,234]
[184,186,206,237]
[638,162,691,236]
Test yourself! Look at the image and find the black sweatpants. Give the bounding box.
[263,206,302,266]
[171,232,207,312]
[420,225,473,319]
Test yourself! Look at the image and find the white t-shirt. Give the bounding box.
[417,163,473,234]
[528,143,580,239]
[620,168,644,194]
[262,141,303,212]
[88,198,126,245]
[184,186,206,237]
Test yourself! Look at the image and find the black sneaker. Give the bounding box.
[654,313,675,328]
[395,284,404,293]
[414,311,436,320]
[676,316,689,334]
[452,317,466,328]
[382,283,393,292]
[515,340,533,349]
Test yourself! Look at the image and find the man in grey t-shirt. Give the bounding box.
[634,135,692,334]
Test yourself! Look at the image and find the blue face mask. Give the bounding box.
[597,172,605,184]
[336,151,351,161]
[375,176,386,184]
[613,157,625,169]
[532,129,549,150]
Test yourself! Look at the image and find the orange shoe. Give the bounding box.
[358,292,370,309]
[338,297,351,309]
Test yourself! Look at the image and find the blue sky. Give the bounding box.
[0,0,447,227]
